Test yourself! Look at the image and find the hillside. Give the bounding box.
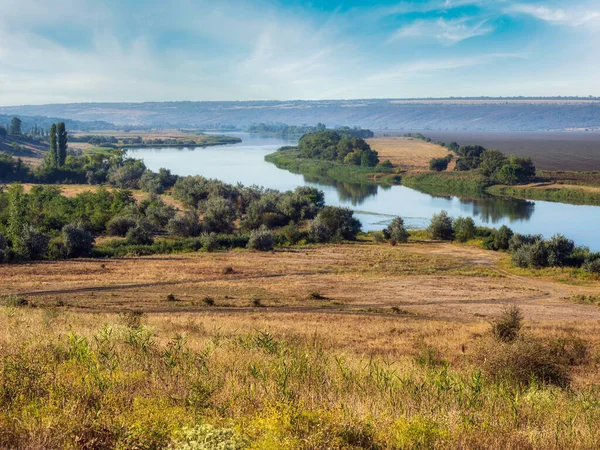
[0,113,115,132]
[0,134,48,158]
[1,98,600,131]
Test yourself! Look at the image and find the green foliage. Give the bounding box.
[480,149,508,177]
[9,117,22,135]
[167,211,202,237]
[511,240,548,268]
[427,211,453,241]
[298,131,379,167]
[429,155,451,172]
[107,215,138,237]
[384,216,409,244]
[546,234,575,267]
[108,158,147,189]
[453,217,475,243]
[247,225,274,251]
[309,206,361,242]
[483,225,514,251]
[126,222,154,245]
[57,122,68,167]
[377,159,393,169]
[201,197,236,234]
[140,168,178,194]
[171,424,248,450]
[62,223,95,258]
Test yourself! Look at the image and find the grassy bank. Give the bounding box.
[487,184,600,206]
[265,149,399,185]
[266,149,600,206]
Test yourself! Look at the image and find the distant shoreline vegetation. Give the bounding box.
[246,123,375,140]
[266,130,600,206]
[71,133,241,152]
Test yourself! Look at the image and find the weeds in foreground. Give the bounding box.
[0,308,598,449]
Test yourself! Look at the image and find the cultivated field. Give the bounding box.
[378,130,600,171]
[367,137,453,170]
[2,242,600,448]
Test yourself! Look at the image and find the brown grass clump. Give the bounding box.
[491,305,522,342]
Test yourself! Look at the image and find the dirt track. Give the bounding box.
[2,242,600,324]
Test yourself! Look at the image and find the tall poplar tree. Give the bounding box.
[48,123,58,167]
[57,122,68,167]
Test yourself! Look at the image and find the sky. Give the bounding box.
[0,0,599,105]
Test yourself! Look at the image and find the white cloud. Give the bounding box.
[506,3,600,27]
[388,17,494,44]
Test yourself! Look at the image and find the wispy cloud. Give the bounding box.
[365,52,528,84]
[388,17,494,45]
[506,3,600,27]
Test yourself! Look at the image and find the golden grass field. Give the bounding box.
[367,137,454,170]
[2,241,600,448]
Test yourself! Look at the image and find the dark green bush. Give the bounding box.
[427,211,453,241]
[107,215,138,237]
[384,216,409,244]
[453,217,475,243]
[62,223,95,258]
[247,225,274,251]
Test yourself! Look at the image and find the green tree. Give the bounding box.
[57,122,68,167]
[384,216,409,244]
[0,126,7,137]
[427,211,454,240]
[480,149,508,177]
[9,117,22,135]
[47,123,58,167]
[453,217,475,242]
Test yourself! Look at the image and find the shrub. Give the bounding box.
[107,215,138,237]
[14,225,49,261]
[511,240,548,268]
[508,233,543,253]
[315,206,361,241]
[62,223,95,258]
[494,225,513,250]
[372,230,386,243]
[145,201,176,229]
[308,217,331,243]
[546,234,575,267]
[583,258,600,274]
[247,225,274,251]
[384,216,409,244]
[126,223,154,245]
[429,157,449,172]
[167,211,202,237]
[492,306,522,343]
[200,232,219,252]
[427,211,453,241]
[202,297,215,306]
[201,197,236,234]
[377,159,393,169]
[453,217,475,243]
[479,337,570,387]
[0,232,6,263]
[281,221,301,245]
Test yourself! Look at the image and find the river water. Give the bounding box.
[129,133,600,250]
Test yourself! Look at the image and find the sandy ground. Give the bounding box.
[2,242,599,325]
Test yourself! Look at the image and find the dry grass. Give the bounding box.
[367,137,454,169]
[2,242,600,447]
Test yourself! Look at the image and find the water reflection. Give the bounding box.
[302,173,378,205]
[467,197,535,223]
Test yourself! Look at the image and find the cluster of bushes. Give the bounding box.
[0,173,365,263]
[297,130,379,167]
[247,123,374,139]
[420,133,536,185]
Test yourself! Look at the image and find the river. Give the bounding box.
[128,133,600,250]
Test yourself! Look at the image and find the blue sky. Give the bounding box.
[0,0,598,105]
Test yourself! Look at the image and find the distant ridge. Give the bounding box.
[1,98,599,131]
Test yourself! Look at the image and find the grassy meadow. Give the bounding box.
[2,241,600,449]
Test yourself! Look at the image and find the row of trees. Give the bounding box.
[44,122,68,168]
[427,139,536,185]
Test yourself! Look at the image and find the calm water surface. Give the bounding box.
[129,133,600,250]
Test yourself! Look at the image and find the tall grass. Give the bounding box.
[0,307,599,448]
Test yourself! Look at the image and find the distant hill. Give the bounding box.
[0,113,115,133]
[1,98,599,131]
[0,134,48,158]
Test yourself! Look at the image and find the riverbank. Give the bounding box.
[266,146,600,206]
